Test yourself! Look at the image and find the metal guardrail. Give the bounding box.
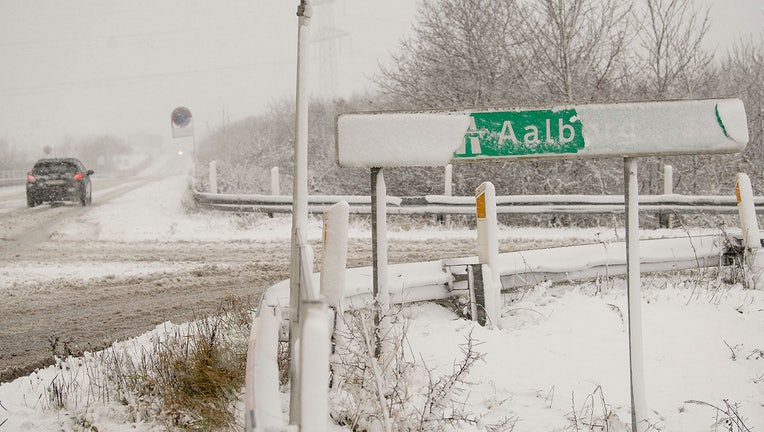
[0,171,25,187]
[194,190,764,215]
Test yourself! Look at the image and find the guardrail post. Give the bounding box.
[467,264,487,325]
[736,173,763,289]
[475,181,501,329]
[208,161,217,194]
[659,165,673,228]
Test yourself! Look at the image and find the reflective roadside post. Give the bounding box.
[475,181,501,329]
[209,161,217,194]
[736,173,763,289]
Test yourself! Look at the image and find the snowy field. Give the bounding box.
[0,172,762,431]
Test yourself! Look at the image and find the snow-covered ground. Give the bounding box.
[0,171,762,431]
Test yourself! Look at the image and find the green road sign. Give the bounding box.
[455,109,585,158]
[335,98,749,168]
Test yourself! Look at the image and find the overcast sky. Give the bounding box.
[0,0,761,155]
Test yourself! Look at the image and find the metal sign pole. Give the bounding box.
[289,0,312,425]
[624,157,648,431]
[371,167,389,357]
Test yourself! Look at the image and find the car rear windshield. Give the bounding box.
[33,161,79,174]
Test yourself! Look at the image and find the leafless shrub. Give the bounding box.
[330,306,515,431]
[685,399,753,432]
[566,386,629,431]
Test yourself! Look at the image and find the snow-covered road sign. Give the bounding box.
[336,98,749,167]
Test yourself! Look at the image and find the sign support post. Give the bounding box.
[289,0,312,425]
[371,167,390,356]
[624,157,648,431]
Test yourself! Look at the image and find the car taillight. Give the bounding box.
[27,174,36,183]
[74,172,84,181]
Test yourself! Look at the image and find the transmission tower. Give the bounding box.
[312,0,349,99]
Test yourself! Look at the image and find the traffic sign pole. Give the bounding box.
[624,157,648,431]
[289,0,312,425]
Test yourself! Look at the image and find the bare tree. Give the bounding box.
[515,0,633,103]
[635,0,713,99]
[375,0,527,108]
[717,34,764,193]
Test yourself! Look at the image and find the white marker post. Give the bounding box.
[321,201,350,388]
[475,182,501,328]
[444,164,453,227]
[209,161,218,194]
[321,201,350,310]
[271,167,280,196]
[736,173,762,289]
[661,165,673,228]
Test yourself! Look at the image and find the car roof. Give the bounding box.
[34,158,84,164]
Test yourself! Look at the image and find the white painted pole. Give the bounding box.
[208,161,217,194]
[735,173,763,289]
[371,167,391,356]
[475,181,501,329]
[321,201,350,310]
[736,173,761,249]
[624,158,648,432]
[192,133,198,181]
[299,300,330,432]
[289,0,311,425]
[662,165,673,228]
[663,165,673,195]
[271,166,280,196]
[444,164,453,227]
[321,202,350,389]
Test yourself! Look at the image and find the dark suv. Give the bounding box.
[26,158,94,207]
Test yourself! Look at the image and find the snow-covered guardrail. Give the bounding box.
[0,171,25,187]
[245,231,737,429]
[193,189,764,215]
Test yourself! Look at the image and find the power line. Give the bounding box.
[0,59,295,94]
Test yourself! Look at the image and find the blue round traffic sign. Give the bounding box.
[171,107,192,128]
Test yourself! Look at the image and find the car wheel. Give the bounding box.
[80,190,88,206]
[27,193,37,207]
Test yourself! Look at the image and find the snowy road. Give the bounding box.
[0,168,601,383]
[0,173,502,382]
